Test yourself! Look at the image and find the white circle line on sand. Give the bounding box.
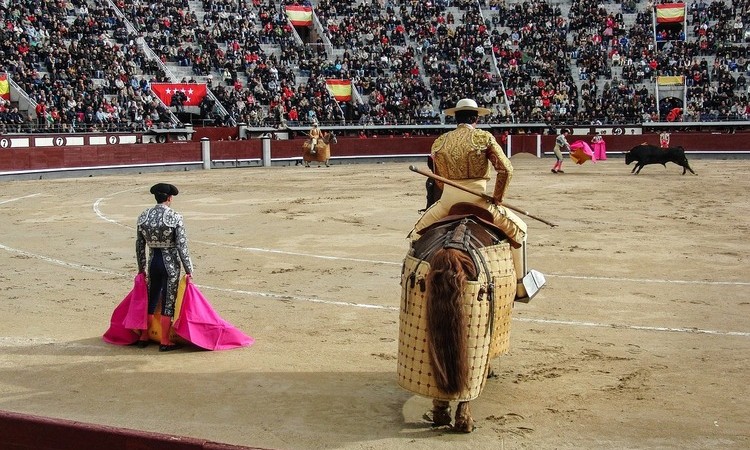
[512,317,750,337]
[0,241,748,339]
[93,195,750,287]
[93,189,142,228]
[546,273,750,286]
[0,243,124,277]
[0,193,41,205]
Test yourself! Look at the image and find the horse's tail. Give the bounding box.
[426,247,476,395]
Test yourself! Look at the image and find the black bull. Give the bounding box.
[625,144,697,175]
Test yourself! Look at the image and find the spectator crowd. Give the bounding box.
[1,0,749,133]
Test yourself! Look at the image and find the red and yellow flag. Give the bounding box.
[286,5,313,26]
[0,74,10,100]
[656,3,685,23]
[326,79,352,102]
[150,83,207,106]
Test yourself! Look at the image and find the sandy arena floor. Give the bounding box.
[0,155,748,449]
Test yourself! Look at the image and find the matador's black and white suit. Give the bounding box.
[136,203,193,317]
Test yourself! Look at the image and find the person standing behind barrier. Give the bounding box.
[135,183,193,352]
[410,98,530,299]
[591,131,607,160]
[551,128,571,173]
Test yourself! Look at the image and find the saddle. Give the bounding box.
[413,203,507,262]
[411,204,508,293]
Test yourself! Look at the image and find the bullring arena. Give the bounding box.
[1,146,748,449]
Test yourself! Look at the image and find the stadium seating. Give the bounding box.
[0,0,747,131]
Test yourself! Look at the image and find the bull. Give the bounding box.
[625,144,696,175]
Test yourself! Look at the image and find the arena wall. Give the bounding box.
[0,131,747,178]
[0,410,261,450]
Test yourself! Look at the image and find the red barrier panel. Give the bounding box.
[0,410,265,450]
[210,140,262,160]
[531,133,750,154]
[1,132,747,175]
[264,136,435,159]
[0,142,202,172]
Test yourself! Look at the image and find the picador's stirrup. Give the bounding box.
[515,269,546,303]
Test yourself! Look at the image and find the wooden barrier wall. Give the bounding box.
[1,132,747,174]
[0,410,261,450]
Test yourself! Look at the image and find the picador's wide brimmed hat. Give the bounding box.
[443,98,491,117]
[150,183,179,196]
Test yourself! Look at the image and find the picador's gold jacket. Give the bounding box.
[430,124,512,203]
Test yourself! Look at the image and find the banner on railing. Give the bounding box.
[325,79,352,101]
[657,76,684,86]
[286,5,313,26]
[150,83,207,106]
[0,74,9,100]
[656,3,685,23]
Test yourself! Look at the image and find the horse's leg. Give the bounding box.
[487,358,499,379]
[431,399,452,427]
[454,401,475,433]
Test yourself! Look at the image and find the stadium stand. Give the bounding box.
[0,0,748,131]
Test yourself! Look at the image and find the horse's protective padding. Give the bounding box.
[397,242,516,401]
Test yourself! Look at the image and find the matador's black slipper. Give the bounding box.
[158,344,183,352]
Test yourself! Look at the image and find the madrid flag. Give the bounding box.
[326,79,352,102]
[656,3,685,23]
[0,74,10,100]
[286,5,313,26]
[150,83,207,106]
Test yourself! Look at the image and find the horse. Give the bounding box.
[398,203,517,432]
[302,131,337,167]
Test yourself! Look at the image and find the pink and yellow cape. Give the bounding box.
[103,274,253,351]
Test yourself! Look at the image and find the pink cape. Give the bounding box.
[173,277,254,351]
[103,274,254,351]
[102,273,148,345]
[569,140,597,165]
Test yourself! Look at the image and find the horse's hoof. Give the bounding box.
[453,418,475,433]
[428,403,452,427]
[454,402,473,432]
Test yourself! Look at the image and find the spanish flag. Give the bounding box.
[656,3,685,23]
[0,74,9,100]
[326,79,352,102]
[286,5,313,26]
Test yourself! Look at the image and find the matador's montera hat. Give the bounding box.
[150,183,179,196]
